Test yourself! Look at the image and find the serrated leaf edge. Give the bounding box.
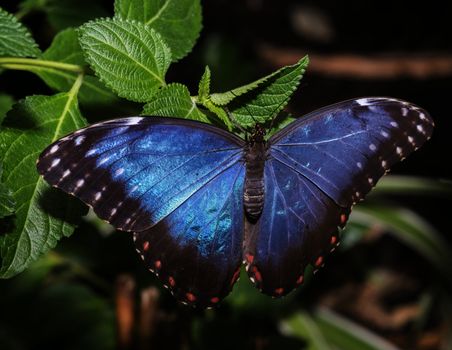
[78,17,171,102]
[0,7,41,57]
[0,77,85,277]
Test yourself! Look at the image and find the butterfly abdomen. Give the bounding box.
[244,142,267,221]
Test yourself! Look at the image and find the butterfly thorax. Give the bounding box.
[244,125,267,222]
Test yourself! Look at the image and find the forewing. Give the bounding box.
[269,97,434,207]
[37,117,245,232]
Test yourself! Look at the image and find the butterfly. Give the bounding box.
[36,97,433,307]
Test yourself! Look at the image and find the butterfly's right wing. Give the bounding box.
[244,98,433,297]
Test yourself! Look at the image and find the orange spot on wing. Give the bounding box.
[210,297,220,304]
[315,256,324,267]
[274,287,284,295]
[143,241,150,251]
[252,266,262,282]
[231,266,241,285]
[245,253,254,264]
[168,276,176,287]
[154,260,162,269]
[186,292,196,302]
[296,275,304,285]
[340,214,347,225]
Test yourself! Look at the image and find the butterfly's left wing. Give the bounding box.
[244,97,433,296]
[37,117,246,307]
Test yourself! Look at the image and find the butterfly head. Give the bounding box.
[249,124,266,145]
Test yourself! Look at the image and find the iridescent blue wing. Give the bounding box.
[133,162,245,307]
[244,97,433,296]
[243,159,345,297]
[37,117,246,307]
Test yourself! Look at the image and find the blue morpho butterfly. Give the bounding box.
[37,97,433,307]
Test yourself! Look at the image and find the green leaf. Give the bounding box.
[0,93,14,124]
[197,66,211,102]
[142,83,208,122]
[32,28,118,105]
[0,163,16,218]
[314,308,400,350]
[209,67,282,106]
[46,0,109,31]
[0,87,87,278]
[223,56,309,127]
[281,311,333,350]
[42,27,86,64]
[115,0,202,60]
[0,7,41,57]
[17,0,109,31]
[371,175,452,197]
[282,308,401,350]
[210,56,309,109]
[351,205,452,287]
[79,18,171,102]
[202,100,233,131]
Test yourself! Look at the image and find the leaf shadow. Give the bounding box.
[38,186,88,226]
[0,215,16,237]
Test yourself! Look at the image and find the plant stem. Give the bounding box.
[0,57,84,73]
[70,72,85,96]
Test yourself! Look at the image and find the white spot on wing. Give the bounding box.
[76,179,84,188]
[369,143,377,151]
[390,121,398,128]
[396,146,403,155]
[125,117,143,125]
[75,135,85,146]
[357,162,363,169]
[49,145,59,154]
[50,158,60,168]
[86,149,97,157]
[115,168,124,176]
[94,192,101,201]
[380,130,389,138]
[111,208,117,216]
[401,107,408,116]
[417,124,424,133]
[98,156,110,166]
[356,98,371,106]
[62,169,71,178]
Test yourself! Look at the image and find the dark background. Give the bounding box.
[0,1,451,349]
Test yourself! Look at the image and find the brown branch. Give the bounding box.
[115,274,136,350]
[258,44,452,79]
[139,287,160,350]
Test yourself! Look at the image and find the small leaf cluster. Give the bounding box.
[0,0,308,279]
